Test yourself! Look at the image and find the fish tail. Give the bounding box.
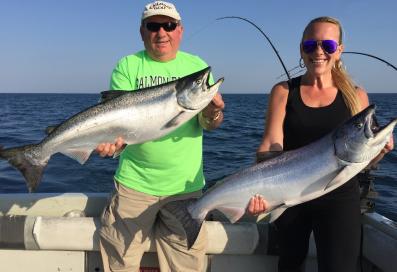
[0,144,47,192]
[162,198,204,249]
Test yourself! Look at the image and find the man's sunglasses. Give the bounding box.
[302,39,339,54]
[145,22,179,32]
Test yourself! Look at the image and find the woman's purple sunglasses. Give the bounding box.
[302,39,339,54]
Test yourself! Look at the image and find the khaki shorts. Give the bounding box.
[99,181,207,272]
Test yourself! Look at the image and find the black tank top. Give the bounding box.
[283,76,352,151]
[283,76,359,199]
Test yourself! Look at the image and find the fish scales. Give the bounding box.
[0,67,224,192]
[163,105,397,249]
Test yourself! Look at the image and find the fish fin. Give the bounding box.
[0,144,47,192]
[112,144,128,158]
[162,199,203,249]
[284,192,324,207]
[283,173,355,209]
[99,90,129,103]
[256,212,271,222]
[216,206,246,223]
[268,206,288,223]
[285,180,344,207]
[162,112,187,129]
[282,164,368,206]
[324,166,348,190]
[45,125,59,135]
[61,148,93,164]
[324,163,368,191]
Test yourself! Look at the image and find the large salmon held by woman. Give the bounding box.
[164,105,397,249]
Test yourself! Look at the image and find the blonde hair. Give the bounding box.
[302,16,361,115]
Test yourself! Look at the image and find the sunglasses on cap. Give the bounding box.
[145,22,179,32]
[302,39,339,54]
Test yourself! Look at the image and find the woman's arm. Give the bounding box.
[256,82,289,162]
[247,81,289,215]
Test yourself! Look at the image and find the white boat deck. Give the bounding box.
[0,193,396,272]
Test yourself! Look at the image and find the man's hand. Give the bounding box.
[202,93,225,117]
[96,137,126,157]
[199,93,225,130]
[247,194,268,216]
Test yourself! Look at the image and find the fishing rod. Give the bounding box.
[343,51,397,71]
[276,51,397,80]
[214,17,397,79]
[276,65,300,79]
[216,16,291,81]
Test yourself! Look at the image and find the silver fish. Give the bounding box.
[164,105,396,248]
[0,67,224,192]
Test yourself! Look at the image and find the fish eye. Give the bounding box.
[195,79,202,85]
[371,124,380,133]
[354,122,363,129]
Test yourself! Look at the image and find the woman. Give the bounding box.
[251,16,394,272]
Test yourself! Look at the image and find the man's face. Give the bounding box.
[140,15,183,62]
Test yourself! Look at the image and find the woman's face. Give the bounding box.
[301,22,343,77]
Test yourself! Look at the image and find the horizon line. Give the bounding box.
[1,91,396,95]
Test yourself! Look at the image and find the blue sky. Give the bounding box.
[1,0,396,93]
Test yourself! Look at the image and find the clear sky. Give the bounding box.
[1,0,396,93]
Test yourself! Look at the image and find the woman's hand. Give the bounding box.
[247,194,268,216]
[368,135,394,168]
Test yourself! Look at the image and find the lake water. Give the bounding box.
[0,93,396,221]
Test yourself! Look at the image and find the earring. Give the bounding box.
[334,59,343,70]
[338,59,343,69]
[299,58,305,68]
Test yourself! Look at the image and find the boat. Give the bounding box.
[0,192,396,272]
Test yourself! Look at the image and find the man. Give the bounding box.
[96,1,225,271]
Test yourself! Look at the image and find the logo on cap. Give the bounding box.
[149,2,173,10]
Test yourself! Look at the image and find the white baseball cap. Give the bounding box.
[141,1,181,21]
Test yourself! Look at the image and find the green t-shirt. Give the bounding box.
[110,50,211,196]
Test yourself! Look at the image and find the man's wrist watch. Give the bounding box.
[203,111,222,124]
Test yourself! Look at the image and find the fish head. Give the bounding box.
[176,66,224,110]
[333,104,396,163]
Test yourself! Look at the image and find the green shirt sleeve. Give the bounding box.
[110,57,134,90]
